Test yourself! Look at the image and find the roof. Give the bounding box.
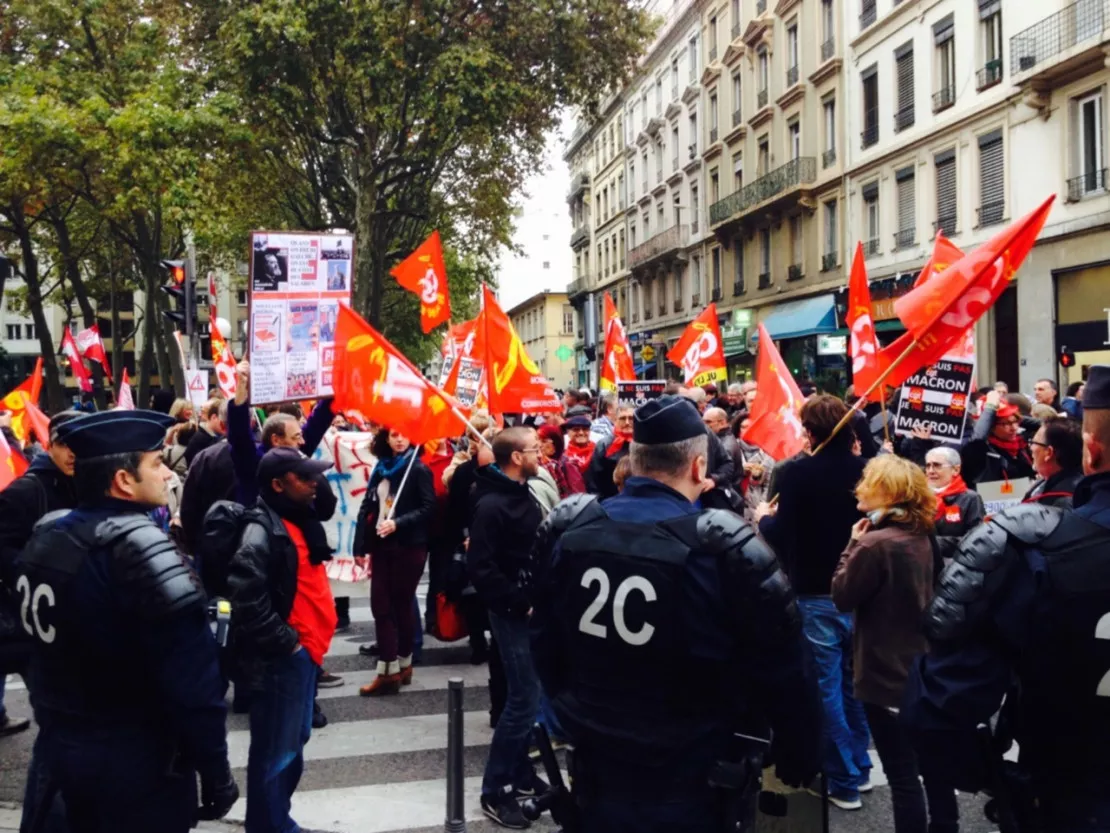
[505,290,569,318]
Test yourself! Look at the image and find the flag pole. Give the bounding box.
[879,385,891,445]
[384,449,420,523]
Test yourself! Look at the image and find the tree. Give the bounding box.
[210,0,654,358]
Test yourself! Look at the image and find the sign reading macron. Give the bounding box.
[618,380,666,410]
[893,359,975,444]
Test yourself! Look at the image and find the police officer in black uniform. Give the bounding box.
[13,410,238,833]
[531,395,822,833]
[904,364,1110,832]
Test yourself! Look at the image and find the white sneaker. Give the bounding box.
[829,794,863,811]
[858,778,874,794]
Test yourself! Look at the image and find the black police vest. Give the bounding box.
[15,514,150,726]
[1017,511,1110,780]
[551,504,736,767]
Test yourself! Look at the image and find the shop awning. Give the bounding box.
[754,294,838,341]
[829,319,905,337]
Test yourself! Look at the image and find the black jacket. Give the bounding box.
[445,457,480,550]
[184,426,222,467]
[180,441,238,556]
[466,465,543,619]
[759,437,866,596]
[352,456,436,555]
[934,488,985,559]
[226,500,300,659]
[0,456,77,584]
[1023,468,1084,508]
[960,408,1036,486]
[585,435,630,499]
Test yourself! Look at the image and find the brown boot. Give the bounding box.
[359,674,402,697]
[399,665,414,686]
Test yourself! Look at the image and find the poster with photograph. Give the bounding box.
[249,230,354,405]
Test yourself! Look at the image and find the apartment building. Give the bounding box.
[507,290,578,390]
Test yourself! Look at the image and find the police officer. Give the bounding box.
[530,395,822,833]
[13,410,238,833]
[904,364,1110,832]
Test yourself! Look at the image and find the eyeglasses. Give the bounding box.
[1028,440,1050,449]
[518,446,542,456]
[923,462,952,470]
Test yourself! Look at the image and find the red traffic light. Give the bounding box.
[1060,345,1076,368]
[161,259,186,285]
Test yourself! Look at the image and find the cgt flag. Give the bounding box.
[847,242,882,403]
[473,285,561,413]
[391,231,452,333]
[210,317,238,398]
[600,292,636,391]
[76,325,112,381]
[742,323,807,461]
[61,328,93,393]
[1,357,43,445]
[332,303,469,444]
[667,303,728,388]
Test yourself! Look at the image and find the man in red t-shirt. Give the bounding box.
[228,448,338,833]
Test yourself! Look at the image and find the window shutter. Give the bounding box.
[897,170,916,233]
[936,151,957,231]
[979,0,1001,19]
[896,49,914,112]
[979,133,1004,224]
[933,14,954,45]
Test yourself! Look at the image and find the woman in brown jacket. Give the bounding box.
[832,455,958,833]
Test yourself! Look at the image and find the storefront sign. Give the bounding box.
[893,357,975,444]
[618,380,666,409]
[722,327,749,356]
[817,334,847,356]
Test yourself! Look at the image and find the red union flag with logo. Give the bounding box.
[742,323,806,461]
[667,303,728,388]
[332,304,468,443]
[210,317,238,398]
[391,231,452,333]
[473,286,561,413]
[846,242,882,402]
[1,358,43,445]
[600,293,636,391]
[60,328,93,393]
[76,325,112,381]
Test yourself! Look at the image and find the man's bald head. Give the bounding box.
[703,407,729,434]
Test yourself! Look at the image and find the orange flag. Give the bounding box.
[666,303,728,388]
[913,232,964,288]
[473,286,561,413]
[600,293,636,391]
[391,231,452,333]
[846,242,882,403]
[2,357,43,444]
[0,428,27,492]
[332,303,469,443]
[742,323,807,461]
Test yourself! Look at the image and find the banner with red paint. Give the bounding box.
[666,303,728,388]
[391,231,452,333]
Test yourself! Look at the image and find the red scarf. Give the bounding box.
[564,441,594,472]
[606,430,633,458]
[933,474,969,520]
[988,435,1026,457]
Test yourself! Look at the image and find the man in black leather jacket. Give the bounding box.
[13,410,237,833]
[531,395,821,833]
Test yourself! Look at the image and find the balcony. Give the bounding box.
[977,59,1003,91]
[893,229,916,251]
[756,0,766,13]
[709,156,817,227]
[787,264,803,282]
[821,38,836,62]
[732,108,743,127]
[570,225,591,249]
[632,312,640,323]
[786,65,799,87]
[674,298,684,313]
[1011,0,1110,90]
[978,201,1006,226]
[757,88,769,109]
[659,302,667,316]
[822,148,837,168]
[861,121,879,149]
[933,85,955,113]
[691,293,701,307]
[567,173,589,202]
[628,224,691,271]
[894,105,915,132]
[864,238,880,257]
[644,307,654,320]
[711,287,723,302]
[860,2,876,30]
[934,214,958,236]
[1067,168,1108,201]
[821,252,838,272]
[568,276,590,301]
[733,279,746,295]
[757,272,773,289]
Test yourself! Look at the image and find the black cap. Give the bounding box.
[48,410,85,444]
[257,448,332,485]
[54,410,176,459]
[1085,366,1110,410]
[633,395,706,445]
[564,415,592,429]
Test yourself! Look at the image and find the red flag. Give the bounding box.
[332,303,469,443]
[1,357,43,444]
[391,231,452,333]
[118,368,135,410]
[0,429,27,492]
[24,402,51,447]
[75,325,112,381]
[846,242,882,402]
[742,323,807,461]
[439,318,479,391]
[600,293,636,391]
[473,286,561,413]
[210,317,238,398]
[666,303,728,387]
[913,232,964,288]
[61,328,93,393]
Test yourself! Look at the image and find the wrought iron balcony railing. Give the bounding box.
[860,2,877,29]
[1011,0,1110,76]
[757,88,769,109]
[977,59,1003,90]
[732,108,743,127]
[758,272,772,289]
[786,65,799,87]
[821,252,838,272]
[821,37,836,62]
[864,238,880,257]
[756,0,767,13]
[1067,168,1108,200]
[709,156,817,224]
[628,224,690,269]
[978,201,1006,226]
[711,287,722,301]
[934,214,958,236]
[893,229,916,250]
[894,105,915,132]
[822,148,837,168]
[733,279,746,295]
[933,85,956,112]
[861,121,879,149]
[787,264,803,281]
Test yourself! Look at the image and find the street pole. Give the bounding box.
[444,678,466,833]
[185,231,199,369]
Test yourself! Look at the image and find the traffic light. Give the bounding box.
[1060,344,1076,369]
[161,259,195,334]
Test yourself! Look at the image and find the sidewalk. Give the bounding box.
[0,801,244,833]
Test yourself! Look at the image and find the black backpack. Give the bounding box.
[199,500,255,599]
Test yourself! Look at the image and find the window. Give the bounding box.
[618,173,625,209]
[758,48,769,94]
[934,14,956,112]
[731,73,742,125]
[5,324,19,341]
[674,264,684,307]
[979,1,1003,89]
[758,138,769,175]
[641,91,648,126]
[786,23,799,85]
[604,240,610,276]
[823,97,837,166]
[733,238,745,293]
[643,211,650,236]
[895,166,916,249]
[1076,91,1105,197]
[895,42,915,131]
[861,0,876,29]
[710,168,720,203]
[619,229,626,269]
[237,290,248,306]
[672,57,680,98]
[688,112,697,156]
[690,256,701,303]
[543,261,551,270]
[709,16,718,61]
[657,200,665,229]
[711,248,722,296]
[656,75,663,114]
[863,182,880,254]
[689,37,699,80]
[709,91,719,141]
[759,228,772,283]
[788,120,801,160]
[733,155,743,191]
[731,0,741,34]
[979,130,1005,225]
[629,162,636,200]
[862,65,879,148]
[790,215,803,272]
[630,219,637,248]
[690,183,699,232]
[21,323,34,340]
[642,150,649,190]
[823,199,839,267]
[822,0,835,46]
[935,149,958,235]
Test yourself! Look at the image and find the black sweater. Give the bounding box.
[353,457,436,555]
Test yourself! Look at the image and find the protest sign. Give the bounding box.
[893,340,975,444]
[311,429,376,582]
[248,230,354,405]
[454,357,484,408]
[617,380,666,410]
[978,477,1034,515]
[185,367,210,408]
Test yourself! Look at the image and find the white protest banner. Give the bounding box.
[311,429,376,582]
[893,334,976,445]
[185,367,210,408]
[248,230,354,405]
[454,357,484,408]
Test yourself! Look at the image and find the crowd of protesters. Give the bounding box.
[0,360,1096,833]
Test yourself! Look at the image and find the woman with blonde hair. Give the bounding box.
[168,398,195,423]
[832,455,957,833]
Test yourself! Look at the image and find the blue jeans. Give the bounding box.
[246,649,319,833]
[482,612,540,798]
[798,596,871,800]
[537,692,566,741]
[20,732,69,833]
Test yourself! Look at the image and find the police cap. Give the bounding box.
[1085,365,1110,410]
[633,395,705,445]
[54,410,175,459]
